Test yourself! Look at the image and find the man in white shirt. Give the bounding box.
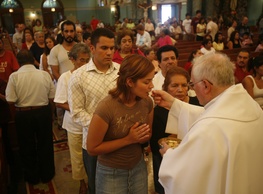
[48,20,76,128]
[68,28,119,194]
[153,45,178,91]
[182,13,192,40]
[152,53,263,194]
[206,16,218,41]
[135,24,152,50]
[54,43,90,193]
[6,50,55,184]
[145,18,155,37]
[12,23,24,52]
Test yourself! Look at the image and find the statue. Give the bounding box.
[138,3,152,22]
[114,1,120,22]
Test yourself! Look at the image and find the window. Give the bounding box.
[1,0,19,8]
[161,4,172,24]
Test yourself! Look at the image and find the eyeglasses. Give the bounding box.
[188,79,213,89]
[78,57,90,63]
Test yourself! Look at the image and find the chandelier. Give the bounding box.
[1,0,19,8]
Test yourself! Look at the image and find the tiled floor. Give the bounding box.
[10,142,157,194]
[6,121,158,194]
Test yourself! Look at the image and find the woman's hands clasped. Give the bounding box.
[127,122,150,144]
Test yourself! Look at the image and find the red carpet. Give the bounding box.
[26,180,57,194]
[26,142,81,194]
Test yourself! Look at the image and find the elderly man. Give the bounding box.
[6,50,55,184]
[152,53,263,194]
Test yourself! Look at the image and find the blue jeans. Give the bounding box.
[96,156,148,194]
[83,148,97,194]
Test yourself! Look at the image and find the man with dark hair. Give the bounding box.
[48,20,76,128]
[68,28,119,194]
[182,13,192,40]
[5,49,55,185]
[153,45,179,90]
[191,10,202,36]
[49,20,76,81]
[234,50,251,84]
[83,32,91,47]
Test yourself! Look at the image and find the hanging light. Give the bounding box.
[1,0,19,8]
[51,7,55,12]
[9,8,13,12]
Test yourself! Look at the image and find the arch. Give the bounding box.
[41,0,64,28]
[0,0,24,34]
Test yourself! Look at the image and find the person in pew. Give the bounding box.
[54,43,90,194]
[200,39,215,55]
[196,17,206,41]
[152,45,178,91]
[144,48,160,73]
[242,55,263,109]
[184,49,203,74]
[227,30,241,49]
[241,32,253,48]
[255,35,263,52]
[5,50,55,185]
[150,66,200,194]
[213,32,224,51]
[135,24,152,51]
[113,29,144,64]
[227,19,237,41]
[152,53,263,194]
[152,28,173,49]
[234,50,252,84]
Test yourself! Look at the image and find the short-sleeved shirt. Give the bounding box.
[54,70,82,134]
[48,44,74,75]
[182,19,192,34]
[0,50,19,82]
[6,64,55,107]
[191,17,200,34]
[95,95,153,170]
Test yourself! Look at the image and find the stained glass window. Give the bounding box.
[1,0,19,8]
[43,0,61,8]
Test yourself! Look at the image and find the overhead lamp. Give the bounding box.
[51,8,55,12]
[9,8,14,13]
[31,12,36,17]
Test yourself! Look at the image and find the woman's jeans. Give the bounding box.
[96,156,148,194]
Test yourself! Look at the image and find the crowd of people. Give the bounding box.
[1,10,263,194]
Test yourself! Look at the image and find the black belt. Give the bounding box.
[15,105,47,111]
